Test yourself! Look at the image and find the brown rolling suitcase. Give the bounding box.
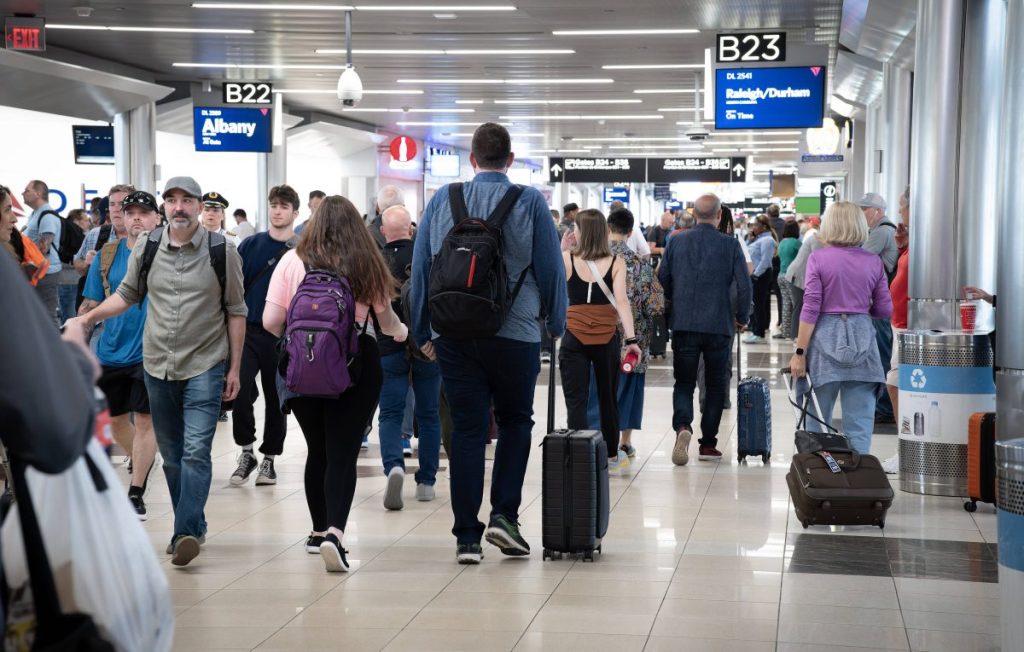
[786,450,894,529]
[964,412,996,512]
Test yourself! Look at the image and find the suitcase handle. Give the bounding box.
[780,368,840,434]
[547,335,558,435]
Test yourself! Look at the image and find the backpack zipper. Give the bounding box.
[467,253,478,288]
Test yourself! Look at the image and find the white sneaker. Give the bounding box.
[882,454,899,475]
[416,483,435,502]
[742,334,765,344]
[383,467,404,511]
[608,450,630,473]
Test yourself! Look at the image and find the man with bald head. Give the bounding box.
[377,204,442,510]
[658,193,752,466]
[370,184,407,247]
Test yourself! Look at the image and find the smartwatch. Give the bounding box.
[795,348,805,356]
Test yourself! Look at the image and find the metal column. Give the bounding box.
[881,63,912,218]
[256,92,287,233]
[112,102,157,192]
[907,0,964,331]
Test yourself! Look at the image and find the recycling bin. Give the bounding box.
[898,330,995,495]
[997,438,1024,651]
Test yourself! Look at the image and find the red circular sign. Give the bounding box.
[389,136,417,162]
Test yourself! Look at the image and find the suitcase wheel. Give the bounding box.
[543,548,552,561]
[582,551,595,562]
[738,454,746,463]
[878,520,885,529]
[964,500,978,513]
[761,454,770,464]
[801,520,809,529]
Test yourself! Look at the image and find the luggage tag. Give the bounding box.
[93,386,113,448]
[818,450,842,473]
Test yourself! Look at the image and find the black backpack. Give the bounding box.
[42,209,85,265]
[137,226,226,304]
[428,183,526,339]
[876,221,898,284]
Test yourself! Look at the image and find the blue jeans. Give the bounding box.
[434,336,540,544]
[144,361,225,541]
[806,379,877,455]
[58,283,79,324]
[379,352,442,485]
[401,388,415,437]
[671,331,731,447]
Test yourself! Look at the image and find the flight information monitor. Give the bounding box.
[715,66,826,130]
[72,125,114,165]
[193,107,273,153]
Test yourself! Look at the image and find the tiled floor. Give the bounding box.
[129,337,1002,651]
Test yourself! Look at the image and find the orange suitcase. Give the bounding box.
[964,412,996,512]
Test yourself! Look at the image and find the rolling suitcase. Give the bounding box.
[964,412,997,512]
[736,336,772,464]
[541,340,610,562]
[781,369,855,455]
[786,450,894,528]
[649,314,667,358]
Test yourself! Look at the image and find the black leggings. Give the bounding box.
[290,335,383,533]
[559,331,620,455]
[750,273,773,337]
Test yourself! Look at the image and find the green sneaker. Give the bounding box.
[456,542,483,565]
[484,514,530,557]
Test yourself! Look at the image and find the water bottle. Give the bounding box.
[621,350,639,373]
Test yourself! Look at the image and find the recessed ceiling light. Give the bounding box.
[316,48,575,55]
[192,2,353,8]
[553,28,698,36]
[634,89,701,94]
[49,23,253,34]
[274,88,424,94]
[175,62,345,69]
[602,63,703,69]
[356,5,516,10]
[396,121,512,126]
[712,147,800,152]
[607,144,704,149]
[495,99,642,105]
[341,108,475,113]
[434,13,457,18]
[454,100,485,104]
[397,78,614,85]
[497,114,663,121]
[709,130,802,136]
[523,149,594,153]
[445,132,543,137]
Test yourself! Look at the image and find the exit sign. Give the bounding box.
[4,17,46,52]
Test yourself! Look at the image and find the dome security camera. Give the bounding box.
[73,4,94,17]
[337,66,363,107]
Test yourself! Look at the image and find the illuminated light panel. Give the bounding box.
[495,99,642,105]
[497,114,663,120]
[274,88,424,94]
[317,48,574,55]
[553,28,698,35]
[340,108,475,113]
[192,3,517,9]
[175,62,346,69]
[50,24,253,33]
[602,63,703,69]
[396,121,512,126]
[397,78,615,85]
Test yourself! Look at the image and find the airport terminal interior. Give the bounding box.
[1,1,1022,651]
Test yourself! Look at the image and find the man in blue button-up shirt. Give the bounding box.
[659,193,752,466]
[411,122,567,564]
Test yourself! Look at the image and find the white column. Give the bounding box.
[882,63,912,214]
[113,102,157,191]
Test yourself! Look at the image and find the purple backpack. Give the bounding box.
[283,267,360,397]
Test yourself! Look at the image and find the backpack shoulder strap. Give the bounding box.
[137,227,164,301]
[98,240,121,298]
[94,223,113,251]
[448,183,469,225]
[245,237,296,293]
[208,231,227,306]
[485,184,524,230]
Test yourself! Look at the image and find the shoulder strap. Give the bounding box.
[585,259,616,304]
[245,237,296,293]
[448,183,469,225]
[208,231,227,305]
[99,240,121,298]
[878,221,896,230]
[137,227,164,301]
[10,456,65,631]
[94,223,113,251]
[485,184,524,230]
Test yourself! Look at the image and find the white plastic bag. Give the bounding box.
[2,440,174,652]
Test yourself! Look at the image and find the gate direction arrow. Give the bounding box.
[732,163,746,178]
[550,163,563,178]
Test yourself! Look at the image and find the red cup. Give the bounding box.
[960,301,978,332]
[621,351,639,373]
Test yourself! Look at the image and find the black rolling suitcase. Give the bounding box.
[649,314,668,358]
[541,340,610,561]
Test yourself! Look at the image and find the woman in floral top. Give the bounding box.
[587,207,665,457]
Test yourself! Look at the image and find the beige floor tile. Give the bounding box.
[169,588,219,609]
[895,592,1000,617]
[513,632,648,652]
[553,578,669,599]
[778,603,904,627]
[528,594,662,636]
[651,613,777,641]
[444,573,561,595]
[781,585,901,610]
[405,591,547,632]
[383,628,521,651]
[254,627,399,651]
[656,598,779,622]
[171,626,279,651]
[643,637,776,652]
[900,610,1000,635]
[906,629,1000,652]
[226,571,347,592]
[666,580,781,603]
[175,604,303,630]
[776,621,910,650]
[894,578,1000,599]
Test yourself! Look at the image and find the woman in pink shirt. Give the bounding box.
[789,201,893,454]
[264,195,407,573]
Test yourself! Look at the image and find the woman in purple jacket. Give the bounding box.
[788,201,893,454]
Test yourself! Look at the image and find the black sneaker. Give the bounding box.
[255,458,277,486]
[305,533,326,554]
[484,514,530,557]
[230,451,258,486]
[456,542,483,565]
[319,533,350,572]
[128,491,147,521]
[166,533,205,555]
[171,535,200,567]
[218,410,229,423]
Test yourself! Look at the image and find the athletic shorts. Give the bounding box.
[97,363,150,416]
[887,327,903,387]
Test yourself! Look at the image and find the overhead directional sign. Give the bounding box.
[647,156,748,183]
[603,187,630,203]
[715,66,827,130]
[223,81,273,105]
[653,183,672,201]
[716,32,786,63]
[193,107,272,153]
[547,157,646,183]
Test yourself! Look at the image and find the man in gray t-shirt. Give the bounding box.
[858,192,899,276]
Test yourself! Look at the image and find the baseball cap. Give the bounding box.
[202,191,229,209]
[856,192,887,210]
[123,190,159,213]
[162,176,202,199]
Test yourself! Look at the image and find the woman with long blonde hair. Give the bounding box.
[264,195,407,573]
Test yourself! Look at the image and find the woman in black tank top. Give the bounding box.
[560,209,642,471]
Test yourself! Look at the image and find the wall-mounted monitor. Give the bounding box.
[715,66,826,130]
[193,106,272,153]
[428,152,461,178]
[72,125,114,165]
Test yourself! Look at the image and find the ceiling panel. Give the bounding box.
[9,0,843,164]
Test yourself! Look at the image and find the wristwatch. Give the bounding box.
[795,348,805,356]
[625,337,639,345]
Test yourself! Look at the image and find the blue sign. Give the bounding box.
[603,187,630,203]
[665,199,682,211]
[715,66,826,130]
[193,107,272,153]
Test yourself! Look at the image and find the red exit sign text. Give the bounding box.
[5,17,46,52]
